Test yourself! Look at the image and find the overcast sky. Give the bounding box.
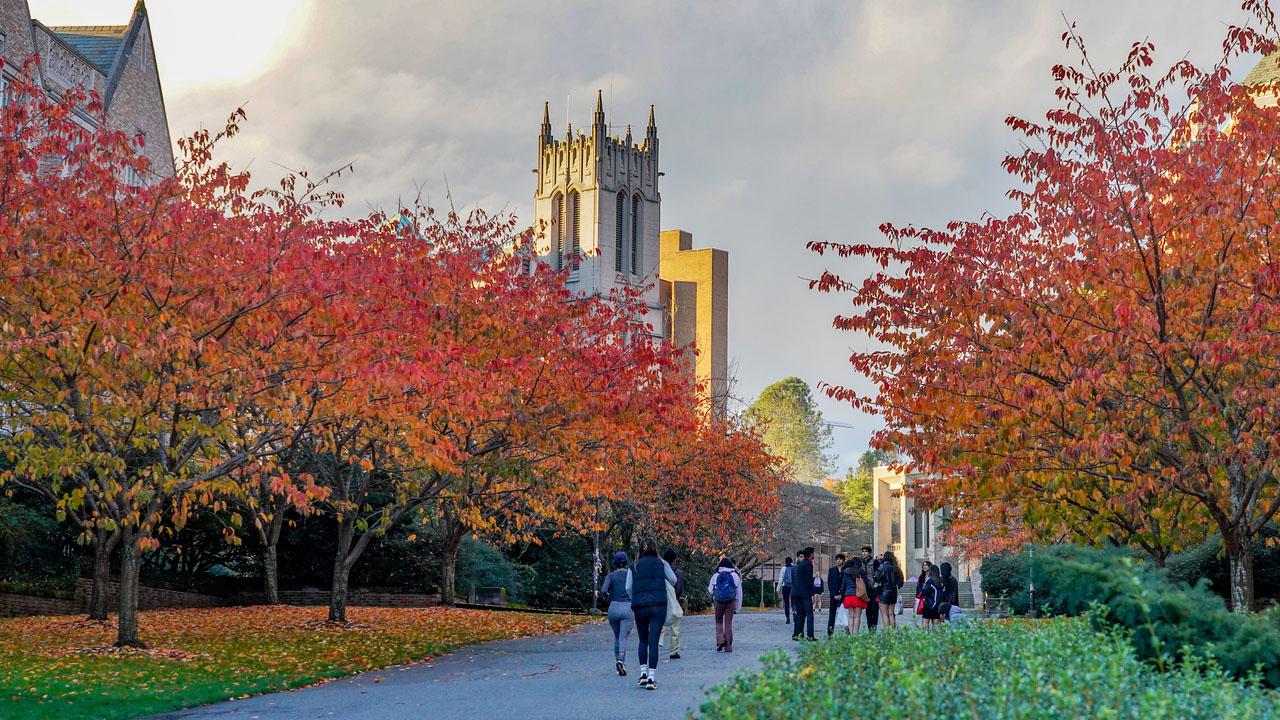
[29,1,1264,471]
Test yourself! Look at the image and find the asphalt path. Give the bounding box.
[151,609,802,720]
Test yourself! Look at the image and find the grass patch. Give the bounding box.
[0,605,592,719]
[699,618,1279,719]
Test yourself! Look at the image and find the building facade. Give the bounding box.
[533,94,728,415]
[871,465,976,584]
[0,0,174,177]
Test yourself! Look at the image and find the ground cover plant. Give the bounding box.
[981,544,1280,685]
[698,618,1278,720]
[0,606,591,720]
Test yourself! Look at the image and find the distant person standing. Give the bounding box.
[708,558,743,652]
[939,561,959,622]
[625,537,675,690]
[876,551,903,629]
[862,546,880,632]
[659,548,685,660]
[791,547,817,640]
[779,556,794,623]
[840,555,869,634]
[826,553,846,636]
[599,551,634,676]
[914,561,934,613]
[920,565,944,628]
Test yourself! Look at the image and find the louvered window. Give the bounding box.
[630,194,640,277]
[568,190,580,271]
[615,191,625,272]
[553,193,564,271]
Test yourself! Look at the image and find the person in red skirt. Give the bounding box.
[840,555,870,634]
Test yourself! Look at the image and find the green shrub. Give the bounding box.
[980,544,1280,686]
[699,619,1278,719]
[1166,528,1280,605]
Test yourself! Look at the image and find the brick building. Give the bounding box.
[0,0,174,177]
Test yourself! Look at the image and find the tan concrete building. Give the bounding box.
[533,95,728,413]
[871,465,978,596]
[0,0,174,178]
[659,230,728,417]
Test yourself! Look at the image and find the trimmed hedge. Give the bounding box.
[698,619,1278,719]
[980,544,1280,686]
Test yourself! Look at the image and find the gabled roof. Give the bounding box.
[1245,51,1280,87]
[47,26,127,75]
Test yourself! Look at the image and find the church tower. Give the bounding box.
[533,92,664,337]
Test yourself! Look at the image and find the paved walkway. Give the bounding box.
[152,610,803,720]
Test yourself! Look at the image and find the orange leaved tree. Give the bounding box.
[811,3,1280,610]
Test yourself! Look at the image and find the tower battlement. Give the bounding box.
[532,92,664,338]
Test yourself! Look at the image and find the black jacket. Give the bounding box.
[792,558,815,598]
[671,565,686,599]
[827,566,844,598]
[630,555,669,610]
[941,573,959,606]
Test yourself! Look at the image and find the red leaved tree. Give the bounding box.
[812,2,1280,610]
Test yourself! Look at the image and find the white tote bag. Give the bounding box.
[665,579,684,625]
[835,604,850,628]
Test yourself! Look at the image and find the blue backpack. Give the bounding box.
[713,570,737,603]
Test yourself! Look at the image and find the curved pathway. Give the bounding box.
[153,610,799,720]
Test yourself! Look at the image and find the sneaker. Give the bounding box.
[716,642,725,652]
[644,677,657,690]
[615,660,626,677]
[669,653,681,660]
[637,673,649,687]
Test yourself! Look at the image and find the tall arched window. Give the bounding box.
[568,190,581,271]
[552,192,564,271]
[614,190,626,273]
[630,194,641,277]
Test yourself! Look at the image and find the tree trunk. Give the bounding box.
[88,529,119,621]
[115,528,145,648]
[440,528,464,606]
[1224,526,1255,614]
[263,544,280,605]
[329,522,355,623]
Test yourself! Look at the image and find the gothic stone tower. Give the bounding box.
[533,92,664,338]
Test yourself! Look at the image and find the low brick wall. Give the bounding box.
[0,581,440,618]
[73,578,223,612]
[0,592,78,618]
[236,589,441,608]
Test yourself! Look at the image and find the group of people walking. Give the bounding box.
[779,545,960,636]
[598,537,743,691]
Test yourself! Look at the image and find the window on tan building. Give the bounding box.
[614,190,625,273]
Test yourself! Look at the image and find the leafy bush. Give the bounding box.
[699,619,1278,719]
[980,544,1280,686]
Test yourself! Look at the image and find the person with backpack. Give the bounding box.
[840,555,869,634]
[708,557,743,652]
[826,553,846,636]
[791,547,816,640]
[599,551,635,676]
[658,548,685,660]
[876,551,903,628]
[939,561,959,622]
[779,556,794,623]
[625,536,676,690]
[920,565,944,627]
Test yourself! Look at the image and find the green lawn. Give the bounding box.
[0,605,591,720]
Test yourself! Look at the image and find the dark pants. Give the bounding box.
[866,596,879,629]
[633,604,665,670]
[827,596,840,634]
[792,596,814,638]
[781,586,792,621]
[713,600,736,651]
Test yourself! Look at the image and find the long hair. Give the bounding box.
[639,536,659,558]
[928,565,942,582]
[845,556,864,576]
[882,550,897,567]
